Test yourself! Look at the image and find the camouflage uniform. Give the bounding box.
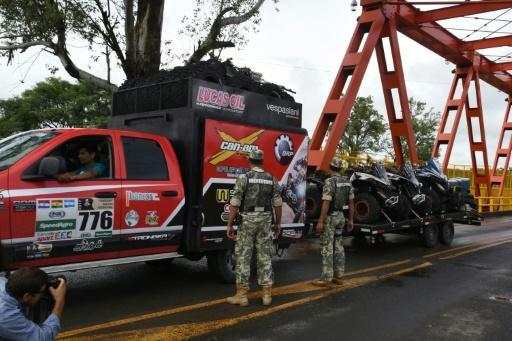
[320,171,354,282]
[230,164,282,290]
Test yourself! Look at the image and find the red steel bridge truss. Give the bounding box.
[308,0,512,199]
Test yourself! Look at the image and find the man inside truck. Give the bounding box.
[56,144,106,182]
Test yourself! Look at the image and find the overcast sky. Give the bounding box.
[0,0,511,166]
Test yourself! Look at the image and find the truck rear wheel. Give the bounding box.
[439,221,454,245]
[422,224,439,248]
[207,249,236,283]
[305,183,322,219]
[354,193,381,224]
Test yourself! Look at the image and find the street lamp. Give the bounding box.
[351,0,358,12]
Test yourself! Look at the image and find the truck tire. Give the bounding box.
[207,249,236,283]
[439,221,454,245]
[422,224,439,248]
[306,183,322,219]
[354,193,381,224]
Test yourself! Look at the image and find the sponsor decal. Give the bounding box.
[51,200,63,209]
[203,237,224,244]
[282,229,303,239]
[78,198,94,210]
[125,210,139,227]
[209,129,264,165]
[126,191,159,206]
[80,232,93,238]
[95,231,112,237]
[145,211,160,226]
[196,86,246,113]
[48,210,66,219]
[36,231,73,242]
[26,243,53,259]
[127,233,173,241]
[38,200,50,209]
[220,204,231,222]
[216,165,250,177]
[274,134,295,165]
[73,239,104,252]
[13,200,36,212]
[216,189,230,203]
[266,104,300,120]
[36,220,76,232]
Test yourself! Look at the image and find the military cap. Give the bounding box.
[249,149,264,161]
[330,157,343,169]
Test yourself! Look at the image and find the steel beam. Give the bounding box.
[490,97,512,197]
[461,35,512,51]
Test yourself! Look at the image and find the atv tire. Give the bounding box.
[354,193,381,224]
[306,183,322,219]
[389,194,411,220]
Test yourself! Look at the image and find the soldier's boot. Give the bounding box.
[226,287,249,306]
[262,285,272,306]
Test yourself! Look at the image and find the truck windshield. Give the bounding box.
[0,131,59,171]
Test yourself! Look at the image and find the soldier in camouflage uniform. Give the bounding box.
[313,157,354,287]
[226,149,282,306]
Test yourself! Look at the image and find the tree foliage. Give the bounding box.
[0,78,111,138]
[337,96,388,157]
[0,0,276,90]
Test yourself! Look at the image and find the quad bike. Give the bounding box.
[387,161,432,216]
[350,162,410,224]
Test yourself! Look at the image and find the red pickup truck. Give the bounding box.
[0,79,308,282]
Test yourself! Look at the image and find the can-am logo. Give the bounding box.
[274,135,294,165]
[196,86,246,112]
[209,129,264,165]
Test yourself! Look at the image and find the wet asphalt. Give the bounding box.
[58,216,512,340]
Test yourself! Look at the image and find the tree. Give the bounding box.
[383,97,441,162]
[0,78,111,138]
[0,0,276,91]
[337,96,388,157]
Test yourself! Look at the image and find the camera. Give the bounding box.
[47,275,66,289]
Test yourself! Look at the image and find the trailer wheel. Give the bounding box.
[306,183,322,219]
[422,224,439,248]
[207,248,236,283]
[439,221,454,245]
[354,193,381,224]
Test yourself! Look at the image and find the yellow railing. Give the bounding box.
[474,197,512,213]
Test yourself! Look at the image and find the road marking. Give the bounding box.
[58,258,412,339]
[63,262,432,341]
[422,244,479,258]
[440,239,512,260]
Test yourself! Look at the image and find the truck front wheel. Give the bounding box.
[207,249,236,283]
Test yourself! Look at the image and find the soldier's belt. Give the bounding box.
[241,206,272,213]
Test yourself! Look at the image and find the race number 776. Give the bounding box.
[78,211,113,231]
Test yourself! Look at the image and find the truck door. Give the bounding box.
[119,134,184,257]
[9,133,122,267]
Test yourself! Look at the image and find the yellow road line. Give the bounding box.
[58,258,411,339]
[422,244,478,258]
[440,239,512,260]
[66,262,432,341]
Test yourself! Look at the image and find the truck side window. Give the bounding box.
[122,137,169,180]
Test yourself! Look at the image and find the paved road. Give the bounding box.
[56,216,512,340]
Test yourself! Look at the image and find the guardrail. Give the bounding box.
[475,197,512,213]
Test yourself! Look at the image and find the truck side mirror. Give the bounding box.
[38,157,60,177]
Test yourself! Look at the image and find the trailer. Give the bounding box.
[305,208,482,248]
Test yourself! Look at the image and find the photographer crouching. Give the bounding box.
[0,267,66,341]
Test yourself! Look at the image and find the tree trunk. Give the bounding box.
[128,0,165,78]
